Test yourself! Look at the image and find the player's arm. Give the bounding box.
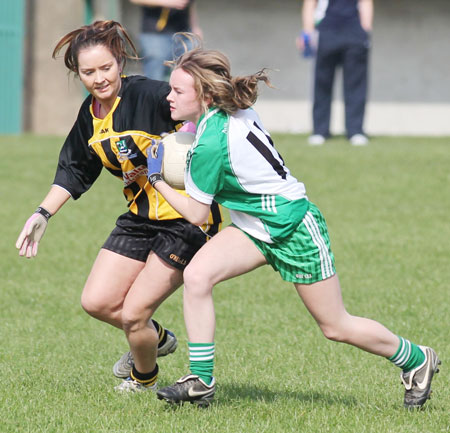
[16,186,71,258]
[39,185,72,215]
[147,143,210,225]
[16,103,93,258]
[154,181,210,226]
[17,99,101,258]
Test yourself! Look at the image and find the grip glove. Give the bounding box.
[16,207,52,258]
[147,139,165,186]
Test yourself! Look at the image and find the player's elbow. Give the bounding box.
[187,214,209,226]
[186,200,210,226]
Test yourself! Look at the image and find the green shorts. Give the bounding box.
[246,203,336,284]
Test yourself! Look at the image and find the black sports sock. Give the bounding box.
[151,319,167,347]
[130,363,159,387]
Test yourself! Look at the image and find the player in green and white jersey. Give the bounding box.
[187,106,309,244]
[147,41,440,409]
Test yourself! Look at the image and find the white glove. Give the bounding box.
[16,207,52,258]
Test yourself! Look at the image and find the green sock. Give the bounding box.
[188,342,215,385]
[388,336,425,372]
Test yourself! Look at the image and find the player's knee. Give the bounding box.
[121,308,144,335]
[80,289,117,322]
[318,323,348,343]
[183,264,213,297]
[80,291,103,318]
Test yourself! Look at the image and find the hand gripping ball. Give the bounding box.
[161,131,195,189]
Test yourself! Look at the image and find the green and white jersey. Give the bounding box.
[186,107,309,243]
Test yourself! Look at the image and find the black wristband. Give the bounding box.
[148,172,163,187]
[36,206,52,221]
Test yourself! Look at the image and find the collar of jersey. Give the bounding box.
[193,107,220,148]
[197,107,220,133]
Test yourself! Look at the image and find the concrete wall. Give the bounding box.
[122,0,450,102]
[29,0,450,135]
[29,0,85,135]
[121,0,450,135]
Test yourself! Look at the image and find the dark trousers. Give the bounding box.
[313,27,370,138]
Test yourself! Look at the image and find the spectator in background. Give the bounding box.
[297,0,373,146]
[130,0,202,80]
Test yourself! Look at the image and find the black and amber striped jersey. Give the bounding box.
[53,75,221,232]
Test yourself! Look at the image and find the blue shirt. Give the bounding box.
[317,0,361,31]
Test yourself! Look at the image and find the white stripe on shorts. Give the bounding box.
[261,194,277,213]
[303,211,333,279]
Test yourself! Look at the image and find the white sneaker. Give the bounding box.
[113,329,178,378]
[157,329,178,357]
[308,134,326,146]
[350,134,368,146]
[114,377,158,393]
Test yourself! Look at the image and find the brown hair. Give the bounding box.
[169,34,272,115]
[52,20,138,74]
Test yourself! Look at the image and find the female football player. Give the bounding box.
[15,21,221,392]
[146,40,440,408]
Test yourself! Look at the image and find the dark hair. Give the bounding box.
[52,20,138,74]
[169,33,272,115]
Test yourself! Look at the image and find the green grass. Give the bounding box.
[1,134,449,433]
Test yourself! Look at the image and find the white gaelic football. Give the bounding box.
[161,131,195,189]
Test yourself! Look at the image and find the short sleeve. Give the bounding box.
[53,99,103,199]
[185,131,224,204]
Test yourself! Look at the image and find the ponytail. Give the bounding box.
[171,34,273,115]
[231,70,272,111]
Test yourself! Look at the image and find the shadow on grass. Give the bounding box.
[216,382,359,407]
[156,380,445,414]
[157,381,358,411]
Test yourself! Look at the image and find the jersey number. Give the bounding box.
[246,123,287,180]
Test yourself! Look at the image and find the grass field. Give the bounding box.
[1,134,449,433]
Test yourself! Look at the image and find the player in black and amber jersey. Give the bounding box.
[15,20,221,393]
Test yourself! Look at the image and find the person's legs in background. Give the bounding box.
[342,31,370,145]
[310,30,341,145]
[140,32,173,80]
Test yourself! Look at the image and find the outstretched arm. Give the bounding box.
[16,186,71,258]
[38,185,72,215]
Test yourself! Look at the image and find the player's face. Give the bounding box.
[167,68,204,124]
[77,44,122,110]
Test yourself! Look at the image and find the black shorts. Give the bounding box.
[102,212,209,270]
